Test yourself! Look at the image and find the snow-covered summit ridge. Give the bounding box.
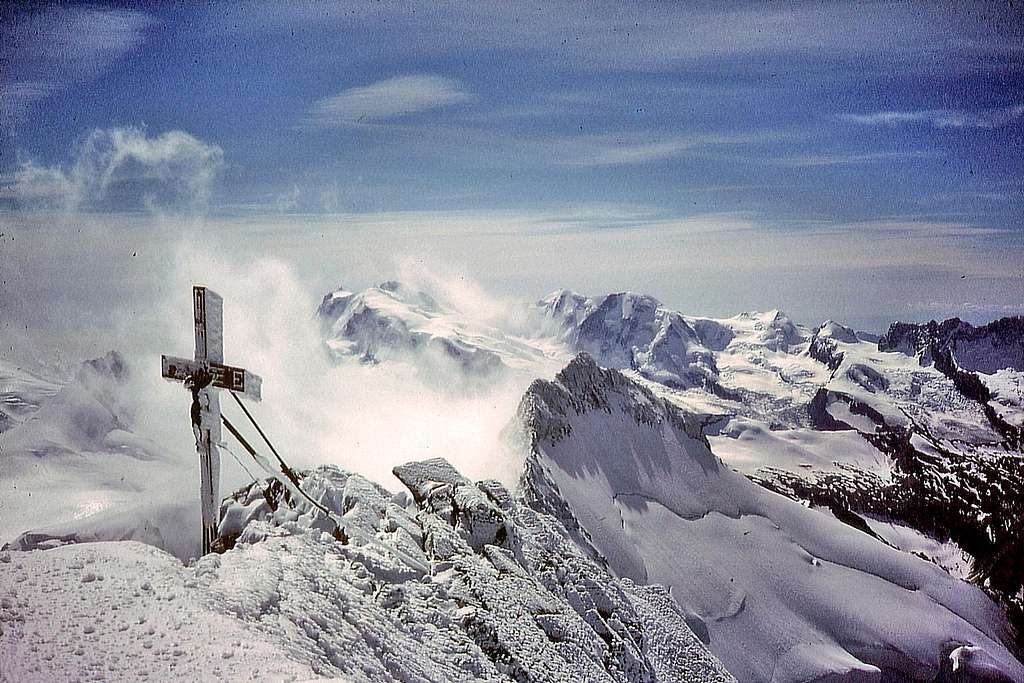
[558,291,721,390]
[197,456,734,682]
[532,289,813,391]
[515,354,1024,682]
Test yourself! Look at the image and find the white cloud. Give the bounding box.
[14,6,154,60]
[0,81,56,103]
[8,127,224,212]
[561,138,697,167]
[842,105,1024,129]
[307,75,474,127]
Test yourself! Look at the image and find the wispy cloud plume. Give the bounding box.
[842,105,1024,129]
[307,75,474,127]
[5,127,224,212]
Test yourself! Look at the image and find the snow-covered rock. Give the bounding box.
[532,289,597,343]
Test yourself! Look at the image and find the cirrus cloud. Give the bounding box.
[842,105,1024,129]
[0,6,156,121]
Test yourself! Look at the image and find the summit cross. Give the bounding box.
[161,286,262,556]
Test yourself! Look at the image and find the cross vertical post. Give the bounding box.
[161,286,262,557]
[193,286,223,556]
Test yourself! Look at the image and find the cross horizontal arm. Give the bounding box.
[161,355,262,401]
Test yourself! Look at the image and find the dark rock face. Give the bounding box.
[773,317,1024,645]
[807,388,886,432]
[807,321,858,371]
[879,317,1024,374]
[769,392,1024,647]
[688,318,735,352]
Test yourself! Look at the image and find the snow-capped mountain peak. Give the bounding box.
[516,354,1024,682]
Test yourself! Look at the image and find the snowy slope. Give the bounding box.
[515,355,1024,682]
[1,458,734,683]
[4,283,1023,682]
[982,368,1024,430]
[0,542,316,682]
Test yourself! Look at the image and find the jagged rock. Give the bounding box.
[807,321,858,370]
[393,457,472,505]
[393,458,510,552]
[208,457,734,682]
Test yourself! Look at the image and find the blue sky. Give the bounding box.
[1,1,1022,353]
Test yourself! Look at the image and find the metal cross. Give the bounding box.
[161,286,261,556]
